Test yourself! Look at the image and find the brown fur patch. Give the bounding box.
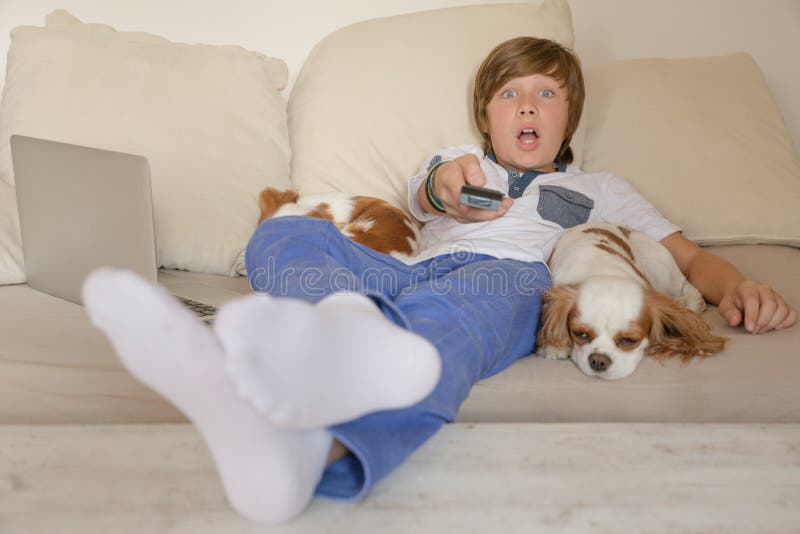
[307,202,334,221]
[257,189,417,256]
[583,227,635,261]
[644,288,726,364]
[258,188,299,224]
[345,196,416,255]
[618,305,652,353]
[568,321,597,346]
[537,285,580,350]
[613,329,645,352]
[617,226,632,239]
[594,243,649,284]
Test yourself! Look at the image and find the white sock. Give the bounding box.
[82,268,332,524]
[214,291,441,430]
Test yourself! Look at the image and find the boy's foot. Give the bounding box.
[214,291,441,429]
[82,268,332,524]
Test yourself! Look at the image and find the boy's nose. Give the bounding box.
[518,103,537,116]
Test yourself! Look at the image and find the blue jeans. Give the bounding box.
[245,216,550,499]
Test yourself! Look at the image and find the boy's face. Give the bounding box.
[484,73,569,173]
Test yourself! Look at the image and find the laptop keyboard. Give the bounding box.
[176,296,218,319]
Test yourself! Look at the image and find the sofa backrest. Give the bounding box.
[0,1,798,285]
[1,0,798,150]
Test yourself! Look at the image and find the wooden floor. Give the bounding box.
[2,423,799,533]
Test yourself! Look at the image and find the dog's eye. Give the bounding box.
[573,331,589,340]
[618,337,637,346]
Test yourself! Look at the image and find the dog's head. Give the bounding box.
[537,277,725,379]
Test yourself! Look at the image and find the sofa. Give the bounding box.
[1,1,799,531]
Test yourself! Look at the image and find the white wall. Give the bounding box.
[1,0,798,151]
[0,0,518,93]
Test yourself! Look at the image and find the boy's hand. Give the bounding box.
[422,154,513,222]
[718,280,797,334]
[660,232,796,335]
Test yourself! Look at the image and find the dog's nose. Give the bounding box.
[589,353,612,372]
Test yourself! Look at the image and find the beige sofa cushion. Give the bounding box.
[0,10,291,281]
[288,0,577,209]
[460,244,800,424]
[581,53,800,247]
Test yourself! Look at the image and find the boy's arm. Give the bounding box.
[660,232,797,334]
[418,155,513,222]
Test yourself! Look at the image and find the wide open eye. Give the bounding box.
[501,89,517,98]
[539,89,555,98]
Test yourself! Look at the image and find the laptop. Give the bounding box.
[10,135,244,321]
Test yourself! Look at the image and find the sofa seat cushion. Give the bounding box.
[0,270,250,424]
[1,245,798,424]
[459,244,800,423]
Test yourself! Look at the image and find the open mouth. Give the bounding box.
[517,128,539,144]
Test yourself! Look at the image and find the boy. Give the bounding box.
[83,37,796,524]
[415,37,795,334]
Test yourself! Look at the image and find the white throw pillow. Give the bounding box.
[0,10,291,282]
[288,0,576,209]
[581,53,800,247]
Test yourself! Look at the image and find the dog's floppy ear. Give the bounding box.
[258,188,300,224]
[537,284,579,350]
[644,288,726,364]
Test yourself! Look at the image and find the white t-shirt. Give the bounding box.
[407,144,681,263]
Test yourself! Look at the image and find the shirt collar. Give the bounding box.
[487,151,567,174]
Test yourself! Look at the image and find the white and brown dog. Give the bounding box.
[536,223,725,379]
[258,188,421,261]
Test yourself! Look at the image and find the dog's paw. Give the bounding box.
[678,281,706,314]
[536,345,571,360]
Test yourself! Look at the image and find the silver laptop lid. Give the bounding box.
[11,135,158,304]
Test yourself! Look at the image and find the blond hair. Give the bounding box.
[473,37,585,165]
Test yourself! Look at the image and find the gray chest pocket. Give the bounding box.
[536,185,594,228]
